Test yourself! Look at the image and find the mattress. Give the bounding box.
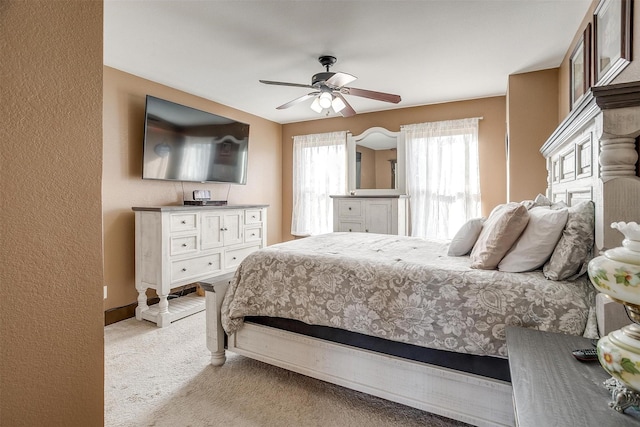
[222,232,597,358]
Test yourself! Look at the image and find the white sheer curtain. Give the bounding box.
[291,131,347,236]
[404,118,481,239]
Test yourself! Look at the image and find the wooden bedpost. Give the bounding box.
[542,82,640,253]
[202,277,232,366]
[592,83,640,252]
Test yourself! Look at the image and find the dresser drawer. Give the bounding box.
[170,235,197,256]
[337,221,364,232]
[171,253,222,284]
[245,209,263,224]
[244,226,263,243]
[225,245,260,269]
[337,200,363,217]
[170,213,198,232]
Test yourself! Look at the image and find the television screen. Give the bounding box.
[142,95,249,184]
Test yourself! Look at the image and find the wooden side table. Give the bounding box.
[506,326,640,426]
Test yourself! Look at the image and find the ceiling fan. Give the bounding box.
[259,55,401,117]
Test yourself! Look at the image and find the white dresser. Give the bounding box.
[132,204,268,327]
[330,196,408,236]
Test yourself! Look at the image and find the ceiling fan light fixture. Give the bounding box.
[310,97,323,113]
[318,91,333,109]
[260,55,401,117]
[331,96,346,113]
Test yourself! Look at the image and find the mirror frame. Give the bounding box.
[347,127,406,195]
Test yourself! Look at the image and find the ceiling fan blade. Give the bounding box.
[259,79,314,89]
[335,93,356,117]
[325,72,357,89]
[276,92,319,110]
[342,87,401,104]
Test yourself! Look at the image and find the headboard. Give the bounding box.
[541,81,640,252]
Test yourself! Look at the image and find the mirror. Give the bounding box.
[347,127,405,195]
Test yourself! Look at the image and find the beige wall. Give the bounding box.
[507,69,559,202]
[281,97,507,241]
[1,1,104,425]
[103,67,283,310]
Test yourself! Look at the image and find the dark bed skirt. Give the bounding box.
[243,316,511,382]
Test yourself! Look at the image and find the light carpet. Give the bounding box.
[105,310,470,427]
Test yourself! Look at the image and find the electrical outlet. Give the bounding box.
[104,285,108,299]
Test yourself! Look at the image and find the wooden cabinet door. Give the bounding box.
[222,211,243,246]
[201,212,224,249]
[365,200,392,234]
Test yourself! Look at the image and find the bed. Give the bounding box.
[204,81,640,427]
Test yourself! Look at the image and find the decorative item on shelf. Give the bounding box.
[588,221,640,413]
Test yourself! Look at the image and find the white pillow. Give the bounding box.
[448,218,485,256]
[498,206,569,273]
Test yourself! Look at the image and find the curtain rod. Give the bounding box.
[400,117,484,129]
[290,116,484,138]
[291,130,350,139]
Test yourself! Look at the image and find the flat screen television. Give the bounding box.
[142,95,249,184]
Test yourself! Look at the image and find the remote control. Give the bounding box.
[572,348,599,362]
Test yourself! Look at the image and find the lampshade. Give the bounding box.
[310,92,345,115]
[310,97,323,113]
[318,92,333,109]
[331,96,346,113]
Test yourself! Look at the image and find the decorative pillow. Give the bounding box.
[520,199,536,210]
[543,201,595,280]
[522,194,567,210]
[533,193,552,207]
[498,207,569,272]
[470,203,530,270]
[448,218,485,256]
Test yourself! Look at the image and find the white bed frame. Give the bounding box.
[205,82,640,427]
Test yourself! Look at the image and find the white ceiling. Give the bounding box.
[104,0,591,124]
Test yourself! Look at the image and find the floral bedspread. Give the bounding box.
[221,232,597,358]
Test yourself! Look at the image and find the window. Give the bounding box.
[291,131,346,236]
[404,118,481,239]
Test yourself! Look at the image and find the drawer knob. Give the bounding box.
[252,215,256,219]
[181,268,187,272]
[232,257,237,260]
[181,220,186,224]
[349,228,352,232]
[208,262,213,266]
[251,233,256,237]
[348,207,352,210]
[366,229,369,232]
[182,243,187,247]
